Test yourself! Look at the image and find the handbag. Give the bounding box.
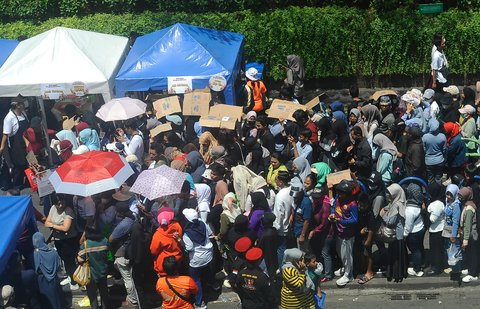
[73,241,91,286]
[376,223,396,243]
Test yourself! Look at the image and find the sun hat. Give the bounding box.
[246,67,259,81]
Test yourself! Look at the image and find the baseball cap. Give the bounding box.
[459,104,475,115]
[443,85,460,96]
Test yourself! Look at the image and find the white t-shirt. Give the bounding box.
[2,110,25,136]
[431,50,447,83]
[273,186,294,236]
[124,134,144,161]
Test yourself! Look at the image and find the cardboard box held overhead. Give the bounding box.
[199,115,237,130]
[153,96,181,119]
[150,123,172,138]
[267,99,306,121]
[209,104,243,121]
[370,90,397,101]
[183,91,211,116]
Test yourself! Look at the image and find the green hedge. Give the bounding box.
[1,7,480,80]
[3,1,479,22]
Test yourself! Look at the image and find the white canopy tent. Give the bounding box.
[0,27,129,102]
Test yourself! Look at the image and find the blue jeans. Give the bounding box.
[321,236,335,278]
[277,236,287,267]
[406,228,425,272]
[42,194,52,217]
[189,264,214,306]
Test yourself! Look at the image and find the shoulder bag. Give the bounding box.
[73,241,91,286]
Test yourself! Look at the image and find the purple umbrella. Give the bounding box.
[130,165,186,200]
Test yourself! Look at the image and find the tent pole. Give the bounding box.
[37,97,53,168]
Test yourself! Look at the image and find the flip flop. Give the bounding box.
[357,274,374,284]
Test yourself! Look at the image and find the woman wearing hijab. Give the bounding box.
[198,132,219,165]
[257,212,279,278]
[285,55,305,103]
[426,181,446,275]
[241,111,258,139]
[56,129,79,150]
[281,248,315,309]
[266,153,288,191]
[195,183,211,223]
[178,208,219,308]
[310,162,331,190]
[331,120,351,171]
[423,118,447,184]
[32,232,65,309]
[171,159,195,192]
[458,187,479,282]
[349,108,367,137]
[372,133,397,185]
[150,208,183,276]
[361,104,382,140]
[248,192,272,238]
[404,183,426,277]
[78,128,100,151]
[58,140,73,162]
[443,184,462,279]
[381,184,408,283]
[219,193,241,242]
[290,157,311,196]
[444,122,467,178]
[77,225,109,309]
[187,151,206,183]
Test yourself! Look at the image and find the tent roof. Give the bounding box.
[0,38,18,68]
[116,23,244,83]
[0,196,35,274]
[0,27,128,101]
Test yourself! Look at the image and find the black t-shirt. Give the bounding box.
[235,267,273,309]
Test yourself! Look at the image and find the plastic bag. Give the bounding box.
[314,292,326,309]
[447,242,462,266]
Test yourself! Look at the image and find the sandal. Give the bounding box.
[357,274,374,284]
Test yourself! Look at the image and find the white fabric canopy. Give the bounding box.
[0,27,128,102]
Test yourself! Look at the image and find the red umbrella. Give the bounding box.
[49,151,134,197]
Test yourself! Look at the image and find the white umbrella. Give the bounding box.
[96,97,147,121]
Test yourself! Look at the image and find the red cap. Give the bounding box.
[234,237,252,253]
[245,247,263,262]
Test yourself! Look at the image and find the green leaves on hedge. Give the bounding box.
[1,7,480,79]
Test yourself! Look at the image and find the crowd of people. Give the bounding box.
[1,34,480,309]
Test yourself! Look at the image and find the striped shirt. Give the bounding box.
[281,267,315,309]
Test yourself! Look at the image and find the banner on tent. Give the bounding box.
[209,75,227,92]
[41,84,67,100]
[168,76,193,94]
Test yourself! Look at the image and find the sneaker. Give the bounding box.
[444,268,452,274]
[336,275,350,286]
[69,283,79,291]
[195,302,207,309]
[77,296,90,307]
[407,267,423,277]
[334,267,344,277]
[60,277,71,286]
[462,275,478,283]
[320,277,332,283]
[461,269,469,275]
[223,279,231,288]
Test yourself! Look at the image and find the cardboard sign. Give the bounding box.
[167,76,193,94]
[26,151,38,166]
[199,115,236,130]
[150,123,172,138]
[267,99,306,121]
[326,169,352,189]
[370,90,397,101]
[209,104,243,121]
[153,96,181,119]
[305,92,327,110]
[183,92,211,116]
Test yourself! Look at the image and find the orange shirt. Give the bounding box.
[156,276,198,309]
[247,80,267,112]
[150,222,183,275]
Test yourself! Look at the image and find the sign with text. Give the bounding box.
[167,76,192,94]
[183,92,211,116]
[153,96,181,119]
[199,114,236,130]
[267,99,306,121]
[41,84,67,100]
[209,75,227,92]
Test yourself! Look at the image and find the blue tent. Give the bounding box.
[0,196,36,274]
[115,23,244,105]
[0,38,18,68]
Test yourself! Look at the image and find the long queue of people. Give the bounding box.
[1,78,480,309]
